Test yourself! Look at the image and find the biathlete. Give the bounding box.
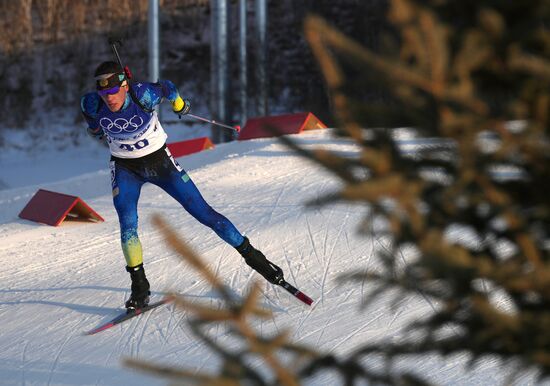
[80,61,283,312]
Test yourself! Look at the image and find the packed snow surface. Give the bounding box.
[0,130,538,385]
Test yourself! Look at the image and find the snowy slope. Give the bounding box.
[0,130,538,386]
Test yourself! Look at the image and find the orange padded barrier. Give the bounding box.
[167,137,215,158]
[238,112,327,140]
[19,189,104,226]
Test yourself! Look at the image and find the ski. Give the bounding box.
[85,297,172,335]
[278,280,314,306]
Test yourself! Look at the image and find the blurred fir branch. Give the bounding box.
[298,0,549,384]
[125,0,549,385]
[125,215,312,386]
[125,216,435,386]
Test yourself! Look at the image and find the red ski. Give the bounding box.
[85,297,173,335]
[278,280,314,306]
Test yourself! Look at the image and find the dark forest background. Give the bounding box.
[0,0,388,138]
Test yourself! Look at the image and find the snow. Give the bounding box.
[0,129,540,385]
[0,119,206,191]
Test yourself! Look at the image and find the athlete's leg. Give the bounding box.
[150,150,245,247]
[159,168,284,284]
[111,161,145,268]
[147,148,284,284]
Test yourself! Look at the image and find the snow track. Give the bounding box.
[0,130,538,385]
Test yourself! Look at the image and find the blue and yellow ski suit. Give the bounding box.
[81,81,244,267]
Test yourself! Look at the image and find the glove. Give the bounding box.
[87,127,108,147]
[87,127,104,141]
[172,97,190,118]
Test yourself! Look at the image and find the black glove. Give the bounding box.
[87,127,104,141]
[87,127,109,147]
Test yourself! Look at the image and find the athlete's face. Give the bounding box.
[100,84,128,112]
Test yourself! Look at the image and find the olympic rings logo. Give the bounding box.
[99,115,144,133]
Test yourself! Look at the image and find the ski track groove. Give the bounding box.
[269,309,281,337]
[212,243,230,284]
[194,350,214,375]
[319,210,350,305]
[101,308,135,370]
[163,302,184,346]
[162,304,179,344]
[383,304,405,336]
[163,277,209,344]
[340,283,358,305]
[359,239,377,303]
[321,200,335,258]
[46,321,78,386]
[292,305,316,341]
[264,183,286,227]
[372,237,461,339]
[161,304,190,349]
[82,294,112,335]
[128,316,142,358]
[262,285,284,313]
[135,304,159,357]
[283,250,298,290]
[297,310,341,343]
[330,312,384,352]
[395,245,440,315]
[326,235,372,304]
[44,292,110,386]
[314,309,335,347]
[20,340,29,386]
[313,283,360,344]
[305,215,323,278]
[280,246,317,317]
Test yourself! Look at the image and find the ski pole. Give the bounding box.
[108,37,133,80]
[187,113,241,133]
[108,37,240,134]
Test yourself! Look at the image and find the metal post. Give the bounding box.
[210,0,230,143]
[255,0,268,116]
[148,0,160,116]
[239,0,248,126]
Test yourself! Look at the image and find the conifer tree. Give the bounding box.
[130,1,549,384]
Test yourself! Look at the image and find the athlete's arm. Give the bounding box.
[135,81,190,116]
[80,93,106,142]
[160,80,190,116]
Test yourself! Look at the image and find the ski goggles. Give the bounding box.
[97,85,122,96]
[96,73,125,95]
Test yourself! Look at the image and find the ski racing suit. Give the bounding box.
[80,81,245,268]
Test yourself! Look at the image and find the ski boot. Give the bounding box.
[125,263,151,313]
[236,237,284,284]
